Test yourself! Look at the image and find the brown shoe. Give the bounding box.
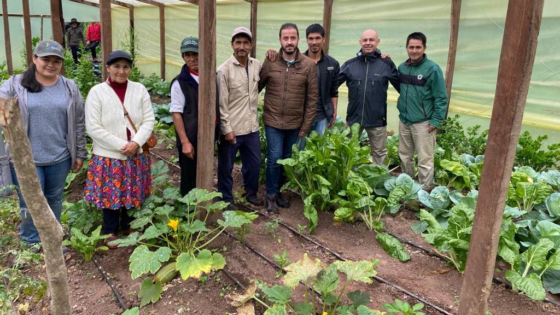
[121,229,137,236]
[104,234,119,249]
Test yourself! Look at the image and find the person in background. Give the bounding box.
[258,23,318,213]
[86,20,101,62]
[84,50,154,248]
[0,40,87,247]
[338,29,400,165]
[67,18,85,64]
[170,37,201,196]
[217,27,263,209]
[397,32,448,191]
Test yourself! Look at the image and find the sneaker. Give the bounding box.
[265,195,279,213]
[276,193,290,208]
[245,194,264,207]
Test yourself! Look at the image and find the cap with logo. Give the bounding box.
[180,37,199,54]
[34,40,65,59]
[106,50,133,65]
[232,27,252,41]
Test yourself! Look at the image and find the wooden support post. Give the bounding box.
[40,15,44,40]
[249,0,258,58]
[196,0,216,192]
[129,6,135,59]
[22,0,33,67]
[444,0,461,118]
[322,0,333,54]
[457,1,544,314]
[159,5,165,79]
[50,0,64,48]
[100,0,113,81]
[1,0,13,74]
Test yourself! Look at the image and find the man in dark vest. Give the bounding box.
[170,37,201,196]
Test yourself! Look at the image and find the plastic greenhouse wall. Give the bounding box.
[1,0,559,142]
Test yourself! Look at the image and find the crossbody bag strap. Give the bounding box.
[106,80,138,133]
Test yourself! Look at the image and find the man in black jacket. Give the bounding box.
[339,29,400,165]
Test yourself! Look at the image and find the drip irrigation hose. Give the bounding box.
[220,268,247,291]
[91,258,129,311]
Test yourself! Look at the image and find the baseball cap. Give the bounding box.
[232,27,252,41]
[34,40,64,59]
[180,37,199,54]
[106,50,133,65]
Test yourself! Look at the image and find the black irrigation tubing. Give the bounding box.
[149,151,181,170]
[91,257,129,311]
[149,150,453,314]
[221,268,247,291]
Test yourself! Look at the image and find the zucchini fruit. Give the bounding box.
[154,262,178,284]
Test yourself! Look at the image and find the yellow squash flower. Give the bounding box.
[167,219,179,232]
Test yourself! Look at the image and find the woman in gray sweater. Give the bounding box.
[0,40,87,246]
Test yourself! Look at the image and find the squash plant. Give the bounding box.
[227,253,384,314]
[111,188,257,307]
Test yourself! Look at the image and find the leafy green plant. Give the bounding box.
[152,103,174,124]
[62,226,109,262]
[227,253,382,314]
[515,131,560,172]
[72,55,98,98]
[62,199,103,234]
[507,169,554,213]
[274,250,291,278]
[376,174,422,214]
[141,73,170,97]
[111,189,256,307]
[505,238,560,300]
[435,159,478,191]
[383,299,425,315]
[0,267,46,313]
[386,134,400,167]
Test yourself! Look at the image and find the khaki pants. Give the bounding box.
[360,126,387,165]
[398,120,436,189]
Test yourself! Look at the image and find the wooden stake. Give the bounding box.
[249,0,258,58]
[1,0,13,74]
[22,0,33,67]
[50,0,64,48]
[196,0,216,192]
[40,15,44,40]
[159,5,165,79]
[444,0,461,118]
[100,0,113,81]
[458,1,544,314]
[0,98,72,315]
[322,0,333,54]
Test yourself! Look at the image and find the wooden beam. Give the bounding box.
[322,0,333,54]
[444,0,461,118]
[67,0,99,8]
[457,1,545,314]
[159,5,165,79]
[249,0,258,58]
[1,0,13,74]
[0,14,52,18]
[50,0,65,47]
[100,0,113,80]
[179,0,199,4]
[112,0,132,8]
[134,0,163,7]
[22,0,33,67]
[196,0,216,192]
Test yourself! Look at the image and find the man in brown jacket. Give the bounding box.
[259,23,319,213]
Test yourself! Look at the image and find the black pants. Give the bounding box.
[217,131,261,202]
[70,45,80,63]
[102,208,132,234]
[178,143,197,196]
[89,41,100,59]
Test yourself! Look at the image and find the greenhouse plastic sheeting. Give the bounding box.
[1,0,559,139]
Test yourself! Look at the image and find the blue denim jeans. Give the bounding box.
[265,126,299,196]
[296,118,328,150]
[10,159,71,244]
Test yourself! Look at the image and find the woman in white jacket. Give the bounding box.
[84,51,154,247]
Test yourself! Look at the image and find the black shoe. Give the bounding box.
[225,203,239,211]
[245,194,264,207]
[266,195,278,213]
[276,193,290,208]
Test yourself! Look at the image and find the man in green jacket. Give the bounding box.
[396,32,448,190]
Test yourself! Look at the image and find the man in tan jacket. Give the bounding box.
[217,27,263,209]
[259,23,319,213]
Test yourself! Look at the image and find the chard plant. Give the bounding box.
[434,159,478,191]
[62,226,109,262]
[227,253,383,315]
[111,181,256,307]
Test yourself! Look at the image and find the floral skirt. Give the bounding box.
[84,154,151,210]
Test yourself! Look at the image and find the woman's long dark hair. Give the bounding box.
[20,63,43,93]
